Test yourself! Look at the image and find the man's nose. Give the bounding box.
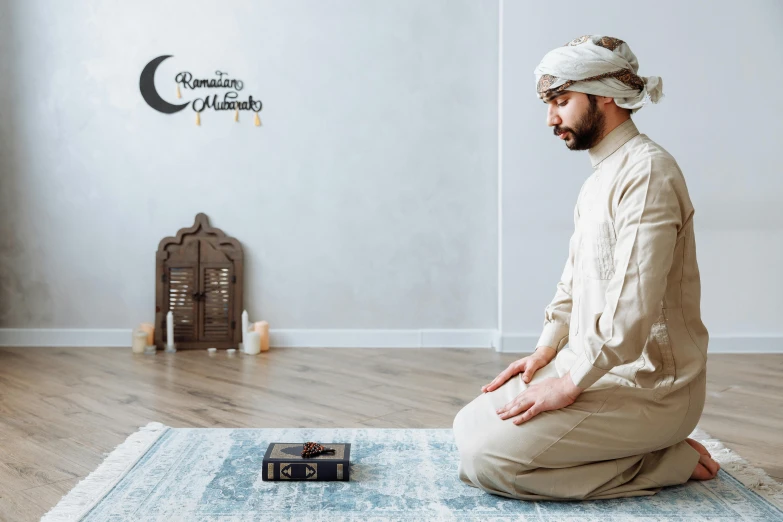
[547,106,560,127]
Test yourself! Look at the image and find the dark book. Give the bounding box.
[262,443,351,481]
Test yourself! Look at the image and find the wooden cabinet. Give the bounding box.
[155,213,244,350]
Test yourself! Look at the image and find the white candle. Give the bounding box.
[131,329,147,354]
[166,311,174,348]
[241,309,249,349]
[245,331,261,355]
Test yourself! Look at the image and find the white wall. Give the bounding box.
[2,0,781,351]
[500,0,783,352]
[0,0,499,345]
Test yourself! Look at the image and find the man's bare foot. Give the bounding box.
[686,438,720,480]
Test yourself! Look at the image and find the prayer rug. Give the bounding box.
[42,423,783,521]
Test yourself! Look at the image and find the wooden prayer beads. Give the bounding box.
[301,442,336,458]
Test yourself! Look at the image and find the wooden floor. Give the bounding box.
[0,347,781,521]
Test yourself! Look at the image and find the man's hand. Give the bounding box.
[482,346,556,393]
[496,373,583,425]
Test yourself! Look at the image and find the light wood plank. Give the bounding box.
[0,347,780,521]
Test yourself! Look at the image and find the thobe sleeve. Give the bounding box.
[569,158,682,389]
[536,203,579,352]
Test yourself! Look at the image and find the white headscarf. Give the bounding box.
[534,35,663,113]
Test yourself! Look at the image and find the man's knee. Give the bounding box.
[452,394,481,445]
[453,402,537,496]
[453,399,486,467]
[457,434,527,497]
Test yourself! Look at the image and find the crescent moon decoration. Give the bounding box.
[139,55,190,114]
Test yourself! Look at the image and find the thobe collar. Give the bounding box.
[588,118,640,168]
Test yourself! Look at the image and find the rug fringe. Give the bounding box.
[692,427,783,511]
[41,422,169,521]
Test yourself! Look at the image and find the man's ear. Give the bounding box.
[599,96,615,107]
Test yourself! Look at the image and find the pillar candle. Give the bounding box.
[245,331,261,355]
[139,323,154,346]
[166,311,174,348]
[253,321,270,352]
[132,329,147,354]
[241,310,249,347]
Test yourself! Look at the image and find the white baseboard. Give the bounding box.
[704,337,783,353]
[0,328,497,349]
[1,328,779,353]
[270,329,496,348]
[495,334,536,353]
[0,329,132,348]
[496,334,783,354]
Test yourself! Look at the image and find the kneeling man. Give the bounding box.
[453,35,718,501]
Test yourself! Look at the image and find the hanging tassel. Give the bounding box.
[234,108,239,122]
[195,111,201,126]
[254,112,261,127]
[176,84,182,99]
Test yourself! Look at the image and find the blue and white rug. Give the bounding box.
[43,423,783,521]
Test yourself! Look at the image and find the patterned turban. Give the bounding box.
[534,35,664,113]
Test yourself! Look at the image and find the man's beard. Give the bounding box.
[554,96,605,151]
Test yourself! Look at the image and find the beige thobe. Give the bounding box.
[454,118,709,500]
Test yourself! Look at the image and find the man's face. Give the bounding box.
[545,92,605,151]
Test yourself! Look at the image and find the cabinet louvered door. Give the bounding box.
[199,264,233,342]
[155,214,243,350]
[167,265,199,342]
